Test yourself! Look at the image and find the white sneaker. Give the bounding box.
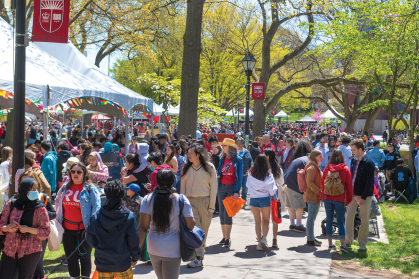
[187,258,203,268]
[256,242,264,251]
[260,237,269,250]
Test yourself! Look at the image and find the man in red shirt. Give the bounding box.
[260,134,276,153]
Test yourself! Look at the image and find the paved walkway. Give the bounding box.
[133,205,334,279]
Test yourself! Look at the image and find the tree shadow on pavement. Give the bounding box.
[287,245,333,259]
[277,230,306,238]
[205,244,234,255]
[234,245,277,259]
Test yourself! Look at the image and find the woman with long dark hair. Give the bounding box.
[164,144,178,174]
[55,162,101,278]
[139,169,196,279]
[77,143,92,166]
[181,144,217,267]
[246,154,277,250]
[122,153,149,197]
[283,140,312,233]
[263,148,284,248]
[217,138,243,248]
[0,178,51,279]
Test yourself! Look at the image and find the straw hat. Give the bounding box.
[219,138,238,149]
[63,157,80,169]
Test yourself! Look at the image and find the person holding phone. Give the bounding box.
[122,154,150,197]
[0,178,51,279]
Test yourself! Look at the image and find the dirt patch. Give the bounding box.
[331,255,415,279]
[384,205,398,211]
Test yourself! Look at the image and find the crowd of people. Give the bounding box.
[0,118,417,279]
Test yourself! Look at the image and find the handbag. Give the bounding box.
[180,233,196,262]
[48,220,64,252]
[178,194,205,249]
[271,198,282,224]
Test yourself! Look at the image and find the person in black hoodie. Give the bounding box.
[382,143,400,183]
[86,179,140,279]
[56,141,73,190]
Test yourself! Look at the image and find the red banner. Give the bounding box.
[239,107,244,114]
[252,83,265,100]
[31,0,70,43]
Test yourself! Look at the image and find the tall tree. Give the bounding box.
[178,0,205,137]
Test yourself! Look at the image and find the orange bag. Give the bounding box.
[222,196,246,217]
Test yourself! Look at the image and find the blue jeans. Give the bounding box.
[218,184,234,225]
[324,199,346,239]
[306,202,320,241]
[241,175,248,200]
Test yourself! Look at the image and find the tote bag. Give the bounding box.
[48,220,64,252]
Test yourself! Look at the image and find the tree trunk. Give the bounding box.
[253,101,266,136]
[364,107,382,135]
[345,118,357,135]
[178,0,205,138]
[408,84,418,171]
[4,111,14,149]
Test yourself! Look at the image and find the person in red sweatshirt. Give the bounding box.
[321,149,353,252]
[146,152,172,192]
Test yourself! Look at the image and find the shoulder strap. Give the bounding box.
[178,194,184,217]
[42,194,49,206]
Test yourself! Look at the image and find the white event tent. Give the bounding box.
[296,115,317,123]
[0,18,153,113]
[321,107,344,119]
[0,18,158,145]
[274,110,290,118]
[34,41,155,112]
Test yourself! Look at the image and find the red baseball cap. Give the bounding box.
[202,134,208,139]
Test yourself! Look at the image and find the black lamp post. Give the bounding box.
[241,53,256,142]
[237,98,241,129]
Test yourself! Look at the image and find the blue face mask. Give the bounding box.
[150,167,155,172]
[27,191,39,201]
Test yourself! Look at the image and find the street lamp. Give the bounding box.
[241,53,256,142]
[237,98,241,129]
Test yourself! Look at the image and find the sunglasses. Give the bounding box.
[70,170,84,175]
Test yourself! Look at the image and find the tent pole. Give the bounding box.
[43,85,49,140]
[125,115,129,155]
[81,112,84,138]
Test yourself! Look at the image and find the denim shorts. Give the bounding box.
[250,197,271,208]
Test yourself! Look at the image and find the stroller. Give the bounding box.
[321,208,361,239]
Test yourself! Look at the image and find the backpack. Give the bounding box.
[323,171,345,196]
[297,168,308,192]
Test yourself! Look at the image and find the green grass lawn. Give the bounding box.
[334,199,419,276]
[43,244,95,278]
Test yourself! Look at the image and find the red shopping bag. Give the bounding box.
[222,196,246,217]
[271,198,282,224]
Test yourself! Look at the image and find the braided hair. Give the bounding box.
[104,179,126,210]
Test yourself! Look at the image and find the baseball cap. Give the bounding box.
[127,184,142,195]
[63,157,80,169]
[202,134,208,139]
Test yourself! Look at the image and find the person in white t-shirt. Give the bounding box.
[338,137,353,167]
